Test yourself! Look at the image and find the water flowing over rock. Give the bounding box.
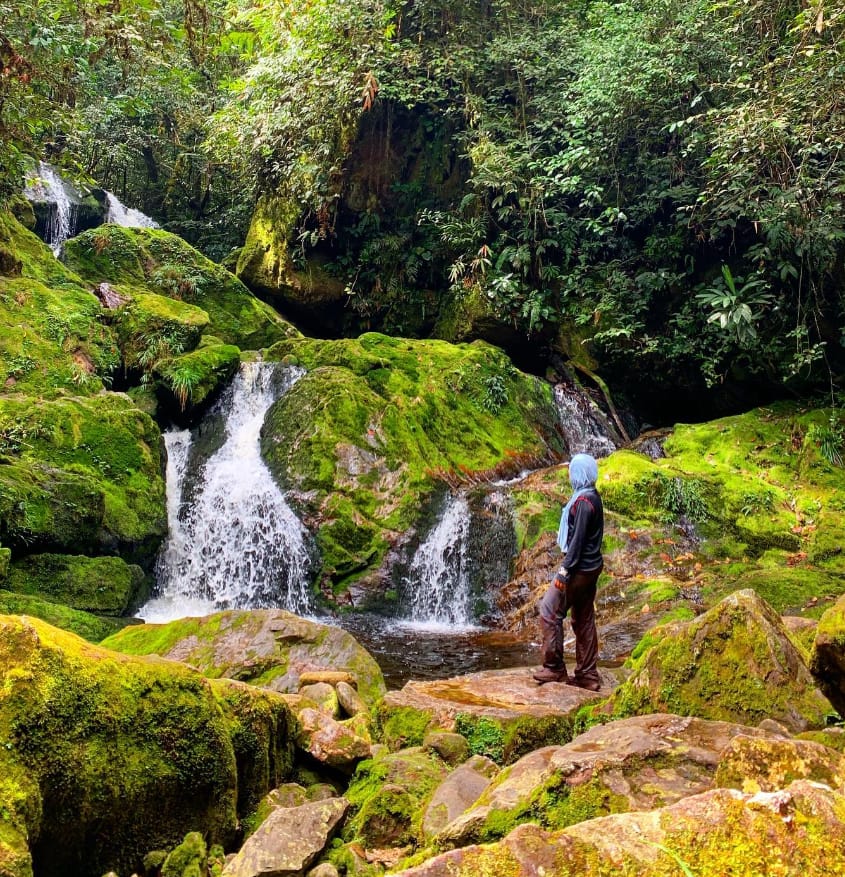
[553,381,619,458]
[104,191,160,228]
[403,492,473,627]
[145,362,315,619]
[23,162,82,254]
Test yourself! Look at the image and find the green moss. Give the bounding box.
[235,193,300,296]
[262,333,564,590]
[6,554,148,614]
[375,706,437,751]
[64,225,300,350]
[155,338,240,413]
[0,393,166,560]
[454,712,575,767]
[0,589,136,642]
[161,832,206,877]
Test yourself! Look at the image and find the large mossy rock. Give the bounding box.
[262,333,564,591]
[393,780,845,876]
[0,392,166,561]
[607,590,832,731]
[63,225,300,351]
[342,747,450,849]
[0,615,295,877]
[6,553,147,614]
[810,592,845,717]
[100,609,387,707]
[0,589,131,642]
[0,211,118,395]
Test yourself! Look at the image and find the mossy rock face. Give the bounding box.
[810,592,845,716]
[0,615,241,877]
[0,589,133,641]
[0,546,10,581]
[6,553,147,614]
[161,832,206,877]
[235,192,300,299]
[0,212,119,395]
[262,333,563,592]
[714,733,845,794]
[343,747,449,849]
[154,337,241,421]
[63,225,300,350]
[608,590,832,731]
[101,609,387,707]
[0,393,166,561]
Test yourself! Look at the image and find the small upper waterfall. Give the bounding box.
[23,162,78,255]
[105,192,159,229]
[403,492,476,629]
[554,383,619,458]
[141,361,314,622]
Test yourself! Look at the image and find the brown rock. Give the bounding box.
[422,732,470,766]
[336,681,367,718]
[221,798,349,877]
[298,683,339,717]
[422,755,499,841]
[296,708,371,770]
[810,592,845,716]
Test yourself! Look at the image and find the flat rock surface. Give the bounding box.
[383,666,620,726]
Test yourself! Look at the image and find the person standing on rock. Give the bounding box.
[533,453,604,690]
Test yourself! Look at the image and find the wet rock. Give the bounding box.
[436,712,781,847]
[221,798,348,877]
[102,609,387,707]
[810,592,845,716]
[608,589,832,732]
[422,755,499,841]
[378,666,618,763]
[715,733,845,793]
[296,708,372,770]
[394,781,845,876]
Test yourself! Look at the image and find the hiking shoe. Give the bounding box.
[566,678,601,692]
[532,666,568,684]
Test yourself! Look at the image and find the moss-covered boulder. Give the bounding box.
[393,780,845,876]
[161,832,206,877]
[154,337,241,417]
[714,733,845,793]
[0,393,166,561]
[608,590,832,731]
[343,747,449,849]
[0,615,294,877]
[0,211,118,395]
[63,225,300,350]
[262,333,564,592]
[810,592,845,717]
[0,589,132,641]
[100,609,387,707]
[6,553,147,614]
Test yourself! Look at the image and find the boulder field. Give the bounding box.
[2,584,844,877]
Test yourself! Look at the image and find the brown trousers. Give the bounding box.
[538,567,601,685]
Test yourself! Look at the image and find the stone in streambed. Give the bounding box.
[222,798,348,877]
[422,755,498,841]
[421,732,469,766]
[296,708,372,770]
[336,681,367,718]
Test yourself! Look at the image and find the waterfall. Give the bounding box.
[104,192,159,229]
[23,162,79,255]
[141,362,314,622]
[403,492,476,629]
[554,383,619,458]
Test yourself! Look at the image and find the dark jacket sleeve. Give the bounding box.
[562,498,593,574]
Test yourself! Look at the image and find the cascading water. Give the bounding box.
[554,383,619,458]
[141,361,314,622]
[105,192,159,229]
[23,162,78,255]
[403,492,476,629]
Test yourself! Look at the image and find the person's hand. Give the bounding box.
[553,572,568,591]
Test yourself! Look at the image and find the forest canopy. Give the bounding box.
[2,0,844,411]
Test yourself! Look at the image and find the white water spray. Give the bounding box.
[403,492,476,630]
[141,362,313,622]
[104,192,159,229]
[23,162,78,255]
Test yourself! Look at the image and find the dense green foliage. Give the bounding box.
[2,0,844,404]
